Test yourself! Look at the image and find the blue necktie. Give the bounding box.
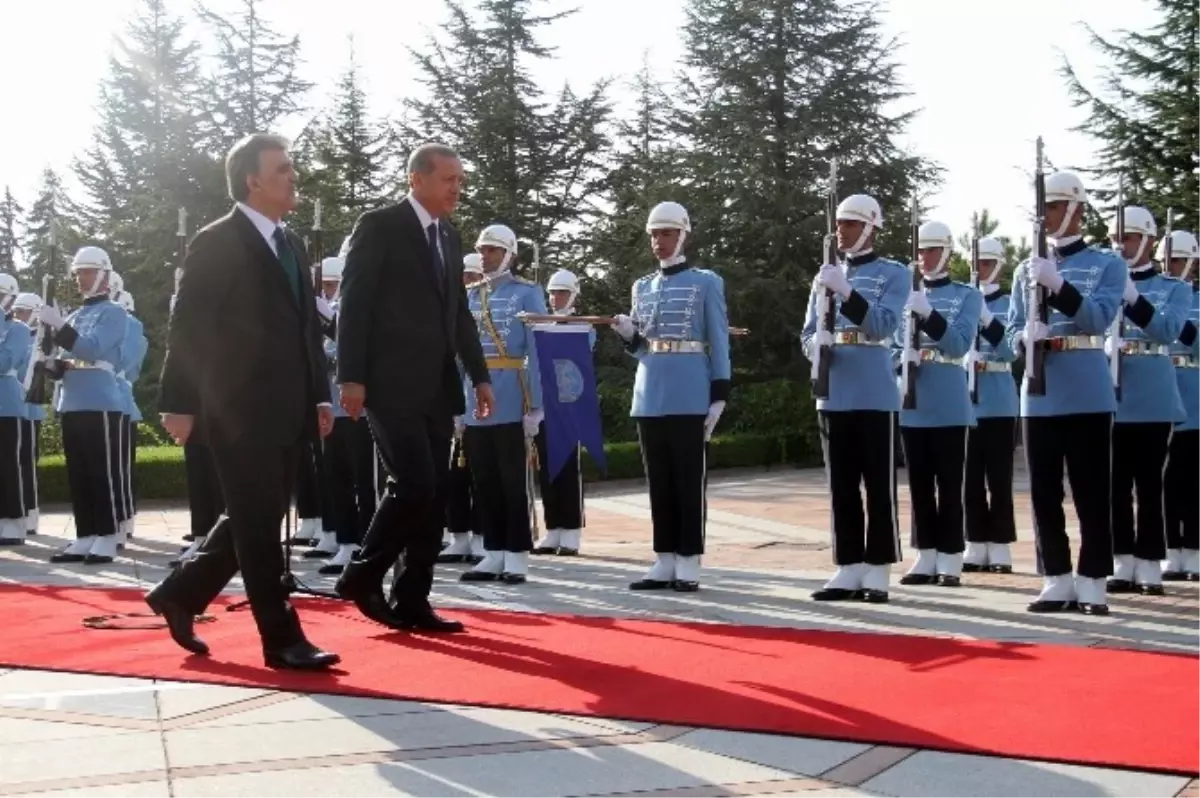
[426,222,446,287]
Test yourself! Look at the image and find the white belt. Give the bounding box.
[646,339,707,354]
[1045,335,1103,352]
[2,369,15,378]
[1120,341,1168,356]
[918,350,962,366]
[832,331,887,346]
[974,361,1012,373]
[65,359,115,372]
[1171,356,1198,369]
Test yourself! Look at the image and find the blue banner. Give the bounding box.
[532,326,606,480]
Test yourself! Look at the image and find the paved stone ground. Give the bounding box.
[0,465,1196,797]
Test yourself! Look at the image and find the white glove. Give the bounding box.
[979,305,994,328]
[902,347,922,366]
[523,409,544,439]
[1014,320,1050,352]
[315,296,335,321]
[1028,257,1064,293]
[1104,335,1116,358]
[816,264,852,299]
[1122,277,1139,306]
[38,304,65,330]
[611,314,636,342]
[453,415,466,436]
[906,290,933,319]
[704,401,726,441]
[964,350,981,370]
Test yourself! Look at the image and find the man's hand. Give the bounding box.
[611,314,636,342]
[523,408,544,439]
[161,413,194,445]
[1122,276,1139,306]
[906,290,933,319]
[979,304,994,328]
[340,382,365,420]
[816,264,852,299]
[704,400,726,442]
[1028,257,1064,293]
[315,296,335,321]
[317,404,335,439]
[474,383,495,420]
[38,304,65,330]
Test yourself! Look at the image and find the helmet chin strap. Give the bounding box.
[843,224,874,256]
[923,247,951,280]
[658,230,688,269]
[1049,201,1080,242]
[1181,258,1196,282]
[79,272,110,299]
[484,253,514,283]
[1125,236,1150,268]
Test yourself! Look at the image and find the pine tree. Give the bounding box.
[676,0,939,378]
[21,169,83,290]
[1060,0,1199,230]
[0,187,23,273]
[404,0,611,273]
[947,210,1029,288]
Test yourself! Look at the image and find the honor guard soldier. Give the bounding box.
[894,222,983,587]
[37,246,130,564]
[801,194,908,602]
[0,274,33,545]
[610,202,731,592]
[963,237,1020,573]
[292,260,328,548]
[1160,230,1199,581]
[1105,208,1190,595]
[441,252,486,564]
[533,268,596,556]
[113,288,147,543]
[1006,171,1125,615]
[10,293,45,539]
[460,225,547,585]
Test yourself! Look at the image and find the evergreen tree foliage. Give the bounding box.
[0,187,23,273]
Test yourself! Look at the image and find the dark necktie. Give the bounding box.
[272,227,301,304]
[426,222,446,288]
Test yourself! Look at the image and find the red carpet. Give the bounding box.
[1,584,1195,775]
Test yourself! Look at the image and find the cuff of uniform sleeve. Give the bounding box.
[840,290,869,325]
[1123,295,1155,328]
[1046,280,1083,316]
[981,318,1005,347]
[317,402,333,409]
[710,379,731,403]
[624,331,644,353]
[54,324,78,350]
[1180,321,1197,347]
[918,309,947,340]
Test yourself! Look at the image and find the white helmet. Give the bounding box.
[1044,171,1088,205]
[12,292,42,312]
[476,224,519,274]
[646,202,691,233]
[463,252,484,275]
[836,194,884,229]
[975,236,1005,262]
[1109,205,1157,265]
[320,256,344,281]
[1156,230,1200,280]
[916,221,953,276]
[107,271,124,297]
[114,291,136,313]
[0,273,18,302]
[546,268,580,313]
[70,246,113,272]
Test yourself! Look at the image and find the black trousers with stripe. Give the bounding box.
[1165,429,1199,550]
[61,411,124,538]
[1112,422,1173,562]
[0,417,24,520]
[819,410,900,566]
[19,419,40,517]
[1023,413,1114,578]
[965,417,1018,544]
[637,415,707,557]
[466,423,532,553]
[116,418,137,522]
[446,433,475,535]
[294,440,323,520]
[183,441,225,540]
[901,426,968,554]
[535,430,584,531]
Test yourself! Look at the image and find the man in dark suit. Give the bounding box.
[147,133,340,671]
[335,143,493,631]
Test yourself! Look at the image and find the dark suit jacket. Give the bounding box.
[159,206,331,447]
[336,198,489,417]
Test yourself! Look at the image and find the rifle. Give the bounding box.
[1164,208,1176,277]
[311,199,324,292]
[811,159,838,399]
[174,208,187,299]
[901,197,921,410]
[1026,137,1049,396]
[23,219,60,405]
[967,236,980,404]
[1108,180,1125,399]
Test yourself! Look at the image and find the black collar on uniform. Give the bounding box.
[986,288,1011,300]
[83,295,108,306]
[923,276,951,289]
[847,252,876,267]
[661,261,690,276]
[1054,239,1088,259]
[1131,267,1158,282]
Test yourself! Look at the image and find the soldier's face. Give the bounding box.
[650,228,681,260]
[918,247,944,275]
[477,245,506,272]
[13,308,33,324]
[836,220,869,251]
[1044,201,1079,237]
[549,289,573,311]
[74,268,103,295]
[322,280,339,299]
[411,155,464,218]
[463,272,483,287]
[1167,257,1192,279]
[1110,232,1150,264]
[981,258,1003,283]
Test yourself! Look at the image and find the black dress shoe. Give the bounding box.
[394,607,465,633]
[302,548,335,560]
[84,554,114,565]
[899,573,935,586]
[936,575,961,587]
[49,552,87,563]
[1027,600,1078,613]
[182,533,195,542]
[0,538,24,546]
[1107,579,1136,593]
[811,587,861,601]
[557,548,579,557]
[335,582,405,629]
[629,579,672,591]
[460,570,499,582]
[1137,583,1165,596]
[500,572,527,585]
[859,589,889,604]
[672,580,699,592]
[145,592,209,656]
[1186,572,1199,583]
[437,552,472,564]
[988,564,1013,574]
[531,545,557,555]
[1078,602,1110,616]
[264,640,340,670]
[317,562,346,576]
[961,563,984,573]
[1162,570,1186,581]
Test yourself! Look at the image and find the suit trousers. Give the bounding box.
[965,417,1018,544]
[61,411,124,538]
[901,425,968,555]
[637,416,707,557]
[341,409,451,612]
[535,430,584,531]
[466,423,533,553]
[159,438,303,650]
[294,440,323,520]
[819,410,901,566]
[1023,413,1114,578]
[1165,429,1199,550]
[183,441,225,540]
[1112,422,1172,561]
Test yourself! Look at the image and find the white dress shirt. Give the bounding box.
[236,202,282,255]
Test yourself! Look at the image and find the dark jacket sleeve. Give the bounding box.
[291,230,332,405]
[335,213,382,386]
[159,228,226,414]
